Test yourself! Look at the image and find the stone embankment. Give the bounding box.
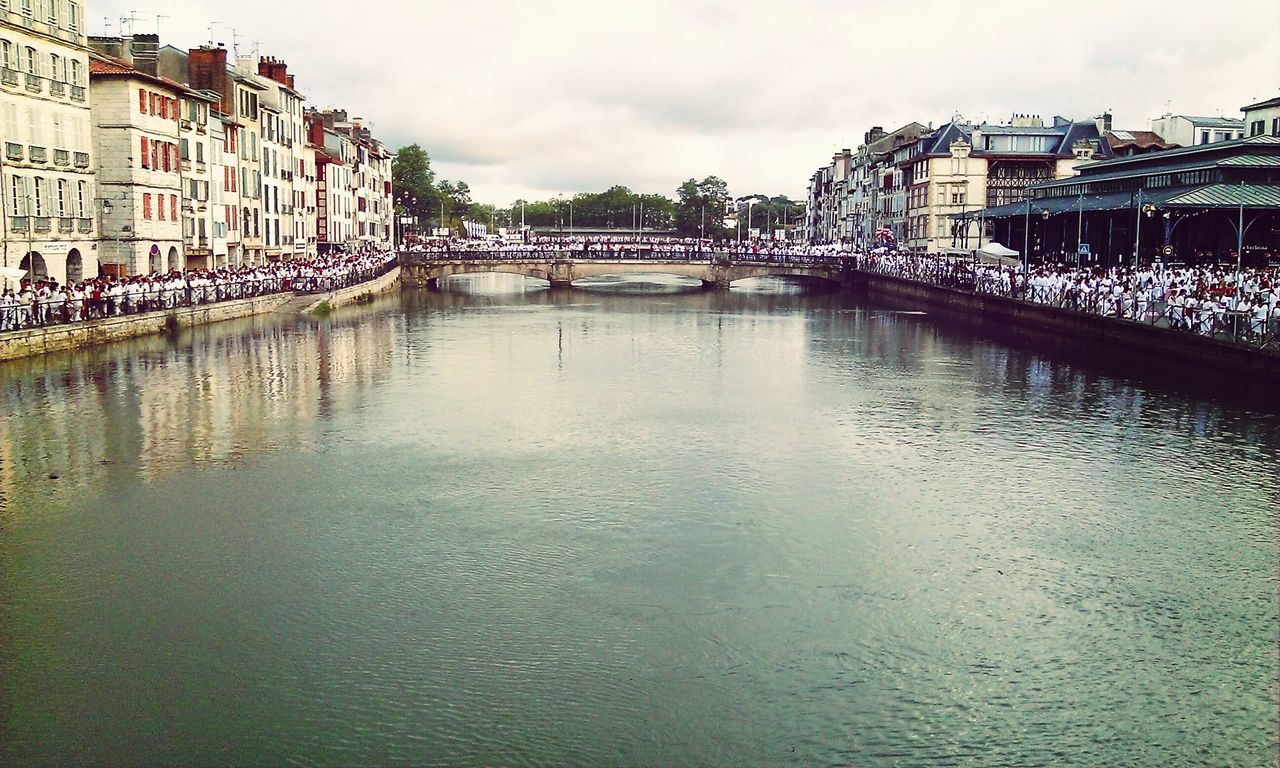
[0,267,403,363]
[851,270,1280,391]
[300,266,401,313]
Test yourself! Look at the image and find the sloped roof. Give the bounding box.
[1178,115,1245,128]
[1241,95,1280,112]
[88,52,195,95]
[1069,133,1280,176]
[1164,183,1280,208]
[1105,129,1174,150]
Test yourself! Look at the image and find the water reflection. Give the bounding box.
[0,301,402,516]
[0,282,1276,767]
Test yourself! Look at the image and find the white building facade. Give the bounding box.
[89,52,187,275]
[1,0,96,285]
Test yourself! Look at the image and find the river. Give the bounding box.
[1,275,1276,767]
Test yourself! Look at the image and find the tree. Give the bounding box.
[391,144,437,223]
[675,176,731,239]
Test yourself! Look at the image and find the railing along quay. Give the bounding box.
[848,252,1280,351]
[0,257,397,332]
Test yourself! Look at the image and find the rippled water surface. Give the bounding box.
[1,275,1277,767]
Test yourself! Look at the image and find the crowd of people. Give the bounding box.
[0,249,394,332]
[855,250,1280,344]
[399,235,1279,346]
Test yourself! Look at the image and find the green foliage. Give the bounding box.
[675,176,732,239]
[392,145,437,223]
[311,300,333,318]
[737,194,805,238]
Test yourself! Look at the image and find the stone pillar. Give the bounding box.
[546,260,575,290]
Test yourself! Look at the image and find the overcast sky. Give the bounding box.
[93,0,1279,205]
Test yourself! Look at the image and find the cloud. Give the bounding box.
[95,0,1280,205]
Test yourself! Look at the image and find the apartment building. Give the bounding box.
[1,0,95,285]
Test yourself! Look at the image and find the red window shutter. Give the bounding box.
[161,144,169,172]
[140,137,149,169]
[142,193,151,219]
[139,88,147,113]
[171,195,177,220]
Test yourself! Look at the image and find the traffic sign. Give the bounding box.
[1077,243,1091,256]
[1162,245,1173,256]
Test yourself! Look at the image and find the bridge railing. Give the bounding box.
[0,256,398,333]
[398,249,849,269]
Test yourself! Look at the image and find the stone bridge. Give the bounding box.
[398,251,849,290]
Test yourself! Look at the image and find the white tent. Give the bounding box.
[0,265,26,287]
[980,242,1019,258]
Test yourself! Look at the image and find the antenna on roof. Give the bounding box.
[103,16,112,34]
[230,28,241,59]
[155,14,167,36]
[207,20,226,47]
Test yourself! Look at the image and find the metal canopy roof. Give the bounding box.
[978,183,1280,218]
[1163,183,1280,208]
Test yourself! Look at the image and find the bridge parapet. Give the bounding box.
[397,251,850,290]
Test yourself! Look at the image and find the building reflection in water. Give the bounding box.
[0,302,401,515]
[2,281,1276,519]
[806,303,1280,457]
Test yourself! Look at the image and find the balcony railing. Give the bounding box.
[49,81,65,97]
[53,149,69,166]
[28,146,47,163]
[77,218,93,233]
[10,216,28,232]
[5,142,22,161]
[33,217,51,233]
[58,216,74,231]
[73,152,89,168]
[1,68,18,87]
[24,73,41,93]
[70,85,85,102]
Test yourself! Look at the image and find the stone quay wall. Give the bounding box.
[302,267,402,313]
[0,293,295,362]
[852,270,1280,388]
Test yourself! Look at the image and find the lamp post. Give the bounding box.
[1133,188,1143,267]
[1076,189,1084,267]
[1235,180,1244,306]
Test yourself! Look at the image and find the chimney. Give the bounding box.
[1095,111,1113,133]
[258,56,291,87]
[188,45,229,113]
[131,33,159,75]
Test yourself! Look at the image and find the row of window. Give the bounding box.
[1247,118,1280,138]
[139,88,180,121]
[1197,130,1244,144]
[8,173,87,217]
[140,192,178,222]
[0,0,83,34]
[0,38,84,83]
[139,137,179,172]
[1,101,89,151]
